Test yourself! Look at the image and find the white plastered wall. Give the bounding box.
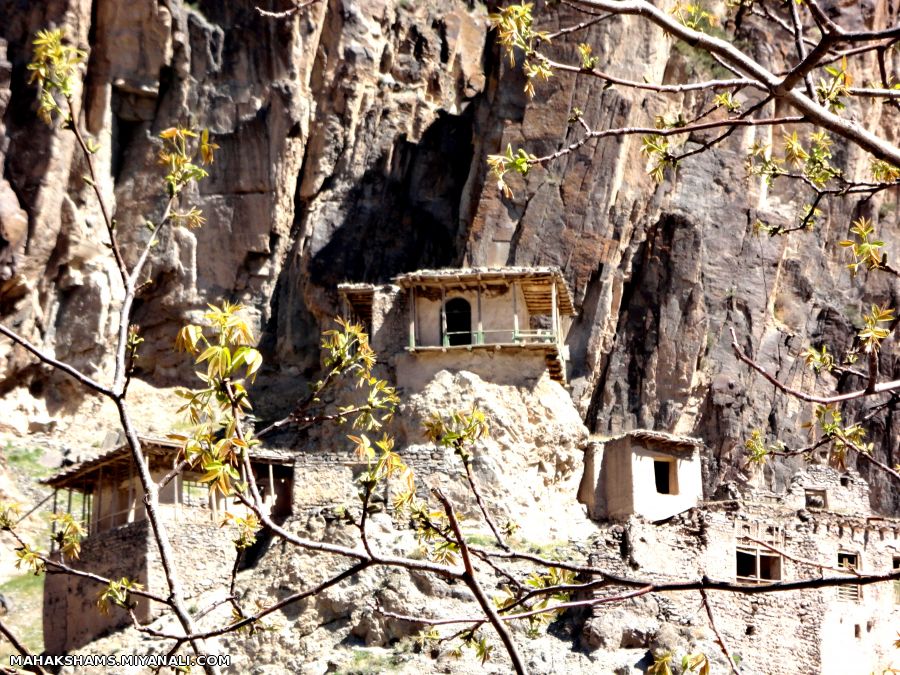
[629,446,702,522]
[412,285,530,346]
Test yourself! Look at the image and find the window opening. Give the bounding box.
[736,545,782,584]
[893,557,900,605]
[838,552,861,601]
[804,489,827,509]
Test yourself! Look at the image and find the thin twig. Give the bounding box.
[0,617,45,674]
[731,327,900,405]
[66,98,127,285]
[0,323,114,396]
[432,489,527,675]
[699,589,742,675]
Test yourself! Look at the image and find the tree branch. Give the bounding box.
[730,327,900,404]
[0,617,45,674]
[432,488,527,675]
[0,323,114,396]
[567,0,900,165]
[699,589,742,675]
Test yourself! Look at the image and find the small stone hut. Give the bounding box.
[578,430,704,522]
[41,437,293,653]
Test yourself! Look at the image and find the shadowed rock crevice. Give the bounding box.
[307,108,476,288]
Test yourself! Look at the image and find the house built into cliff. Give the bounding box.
[339,266,576,383]
[41,437,293,652]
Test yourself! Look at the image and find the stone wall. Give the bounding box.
[43,519,151,653]
[44,503,242,653]
[583,494,900,674]
[145,505,240,611]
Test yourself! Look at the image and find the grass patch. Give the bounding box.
[464,532,501,548]
[0,572,45,660]
[336,648,407,675]
[4,444,53,480]
[0,572,43,596]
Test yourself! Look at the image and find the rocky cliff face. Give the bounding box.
[1,0,899,511]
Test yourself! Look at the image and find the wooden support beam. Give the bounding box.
[476,282,483,345]
[440,285,447,347]
[512,281,519,340]
[409,287,417,349]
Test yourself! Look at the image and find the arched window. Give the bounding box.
[443,297,472,346]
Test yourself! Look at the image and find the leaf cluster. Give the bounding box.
[172,302,263,497]
[97,577,144,615]
[158,126,218,197]
[423,408,488,466]
[487,144,537,198]
[51,512,86,560]
[743,429,786,467]
[670,2,717,31]
[27,29,86,124]
[641,135,678,183]
[840,218,886,276]
[816,57,852,113]
[858,304,894,353]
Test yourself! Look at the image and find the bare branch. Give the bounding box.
[533,115,805,167]
[541,55,759,93]
[567,0,900,166]
[460,460,509,551]
[255,0,320,19]
[0,617,45,674]
[432,488,527,675]
[0,323,114,396]
[730,327,900,405]
[788,0,816,98]
[700,589,742,675]
[65,98,127,285]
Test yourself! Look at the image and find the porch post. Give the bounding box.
[127,460,134,523]
[476,280,483,345]
[440,285,448,346]
[512,281,519,341]
[97,465,103,533]
[550,281,558,343]
[51,489,58,552]
[409,287,417,349]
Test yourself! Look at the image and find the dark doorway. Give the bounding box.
[444,298,472,346]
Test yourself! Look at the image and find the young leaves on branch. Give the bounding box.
[487,144,537,198]
[670,2,717,32]
[641,135,678,183]
[159,126,218,196]
[424,408,489,466]
[840,218,886,276]
[816,57,852,113]
[744,429,785,467]
[51,512,86,560]
[172,303,263,497]
[97,577,144,615]
[488,3,547,65]
[27,29,86,124]
[858,304,895,353]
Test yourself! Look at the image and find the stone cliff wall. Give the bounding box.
[1,0,899,512]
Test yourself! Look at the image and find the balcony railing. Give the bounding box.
[437,328,559,347]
